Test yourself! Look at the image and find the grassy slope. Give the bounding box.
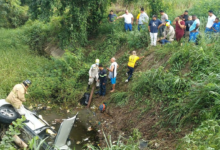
[0,29,51,98]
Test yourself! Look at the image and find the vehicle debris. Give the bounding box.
[83,137,89,141]
[87,127,92,131]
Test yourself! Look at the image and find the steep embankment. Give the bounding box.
[86,43,191,149]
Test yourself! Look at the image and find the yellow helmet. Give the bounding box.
[95,59,100,64]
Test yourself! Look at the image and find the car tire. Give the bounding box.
[0,105,20,124]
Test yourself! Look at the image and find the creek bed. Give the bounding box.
[38,108,99,150]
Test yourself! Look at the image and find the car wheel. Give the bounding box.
[0,105,20,124]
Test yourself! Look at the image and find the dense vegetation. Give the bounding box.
[0,0,220,149]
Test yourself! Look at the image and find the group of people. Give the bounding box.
[87,58,118,96]
[88,51,144,97]
[108,9,220,46]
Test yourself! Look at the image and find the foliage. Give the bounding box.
[189,0,220,18]
[29,136,49,150]
[0,116,26,150]
[132,66,189,103]
[178,120,220,150]
[89,129,141,150]
[0,0,28,28]
[28,0,112,47]
[148,0,164,15]
[110,92,130,106]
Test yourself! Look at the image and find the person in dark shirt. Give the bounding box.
[185,16,194,40]
[148,15,163,46]
[98,64,107,96]
[108,10,117,23]
[183,10,189,22]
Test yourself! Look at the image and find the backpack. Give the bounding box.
[80,93,90,106]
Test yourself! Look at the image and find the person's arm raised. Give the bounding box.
[117,15,124,19]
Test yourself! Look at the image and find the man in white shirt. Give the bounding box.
[136,8,149,31]
[205,10,216,33]
[117,10,134,31]
[107,57,119,93]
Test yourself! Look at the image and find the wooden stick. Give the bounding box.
[87,85,95,108]
[13,135,28,148]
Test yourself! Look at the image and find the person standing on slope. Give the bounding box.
[148,15,163,46]
[117,10,134,31]
[107,57,119,93]
[158,10,169,39]
[205,10,216,33]
[125,51,144,83]
[189,15,200,44]
[136,7,149,31]
[88,59,100,90]
[98,64,107,96]
[6,80,31,115]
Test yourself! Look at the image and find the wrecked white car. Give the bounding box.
[0,99,77,150]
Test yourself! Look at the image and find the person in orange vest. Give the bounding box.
[125,51,144,83]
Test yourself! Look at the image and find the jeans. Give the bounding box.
[124,23,132,31]
[138,24,146,31]
[127,66,134,80]
[99,81,106,96]
[205,27,213,33]
[160,39,170,45]
[189,32,199,43]
[159,25,165,37]
[150,32,158,46]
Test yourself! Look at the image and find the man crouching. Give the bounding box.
[6,80,31,115]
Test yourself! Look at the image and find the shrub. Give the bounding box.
[178,120,220,150]
[0,0,28,28]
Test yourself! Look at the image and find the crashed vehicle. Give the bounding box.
[0,99,77,150]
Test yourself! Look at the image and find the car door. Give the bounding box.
[54,113,78,149]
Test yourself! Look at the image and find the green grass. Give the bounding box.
[0,28,51,98]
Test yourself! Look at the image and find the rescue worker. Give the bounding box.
[88,59,100,90]
[6,80,31,115]
[98,64,107,96]
[125,51,144,82]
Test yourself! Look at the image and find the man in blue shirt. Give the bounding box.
[108,10,117,23]
[148,15,163,46]
[189,15,200,43]
[211,18,220,33]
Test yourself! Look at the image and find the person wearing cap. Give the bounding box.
[165,19,171,25]
[117,10,134,31]
[148,15,163,46]
[98,64,107,96]
[189,15,200,43]
[160,22,175,45]
[136,8,149,31]
[173,16,185,42]
[183,10,189,22]
[159,10,169,38]
[108,10,117,23]
[185,16,194,40]
[205,10,216,33]
[125,51,144,83]
[6,80,32,115]
[107,57,119,93]
[88,59,100,90]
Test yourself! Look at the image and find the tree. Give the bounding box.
[28,0,111,47]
